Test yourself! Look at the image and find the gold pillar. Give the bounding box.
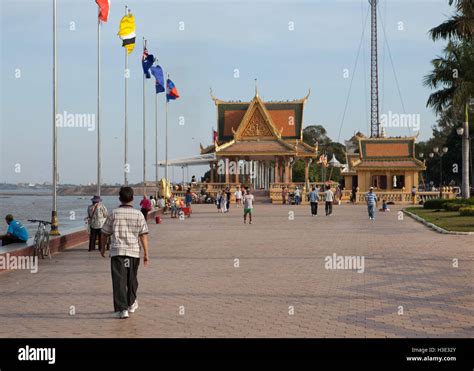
[285,157,290,184]
[234,157,239,184]
[304,158,309,185]
[225,158,230,184]
[275,157,280,183]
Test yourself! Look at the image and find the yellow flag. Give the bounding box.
[118,13,136,54]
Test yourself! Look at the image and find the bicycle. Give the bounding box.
[28,219,52,260]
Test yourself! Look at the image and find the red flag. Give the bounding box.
[213,129,218,144]
[96,0,110,22]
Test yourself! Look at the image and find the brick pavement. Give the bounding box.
[0,203,472,338]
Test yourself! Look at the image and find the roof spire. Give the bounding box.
[254,78,259,98]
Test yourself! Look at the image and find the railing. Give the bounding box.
[269,182,340,204]
[340,190,456,204]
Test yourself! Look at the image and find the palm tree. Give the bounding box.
[423,40,474,113]
[424,39,474,198]
[429,0,474,41]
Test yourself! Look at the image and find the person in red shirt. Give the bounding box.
[139,195,152,221]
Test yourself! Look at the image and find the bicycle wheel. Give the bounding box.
[36,228,46,260]
[43,233,51,259]
[34,241,44,260]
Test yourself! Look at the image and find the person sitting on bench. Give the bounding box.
[0,214,29,246]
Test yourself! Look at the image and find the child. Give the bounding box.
[380,199,390,212]
[169,194,178,218]
[100,186,149,319]
[220,191,227,213]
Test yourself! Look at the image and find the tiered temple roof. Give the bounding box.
[201,91,317,158]
[353,136,425,171]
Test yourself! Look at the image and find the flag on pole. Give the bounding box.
[150,65,165,93]
[142,48,154,78]
[166,79,180,101]
[118,13,136,54]
[96,0,110,22]
[213,129,218,145]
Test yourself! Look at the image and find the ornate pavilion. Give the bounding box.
[342,132,427,202]
[200,90,318,191]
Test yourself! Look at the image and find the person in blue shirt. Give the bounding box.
[366,187,378,220]
[309,187,320,216]
[185,189,193,208]
[1,214,29,246]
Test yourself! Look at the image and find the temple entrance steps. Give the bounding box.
[252,189,272,203]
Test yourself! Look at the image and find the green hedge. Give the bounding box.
[447,198,474,206]
[446,203,465,211]
[459,207,474,216]
[424,198,474,210]
[423,199,449,209]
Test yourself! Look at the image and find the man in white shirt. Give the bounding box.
[324,185,334,216]
[243,187,255,225]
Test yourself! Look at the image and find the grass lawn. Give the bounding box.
[405,207,474,233]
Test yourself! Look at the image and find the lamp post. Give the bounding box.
[418,152,426,190]
[429,146,448,198]
[455,99,472,199]
[457,126,472,199]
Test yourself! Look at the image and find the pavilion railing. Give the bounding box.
[269,182,340,204]
[340,189,456,204]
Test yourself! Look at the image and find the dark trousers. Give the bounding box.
[111,256,140,312]
[325,201,333,216]
[89,228,102,251]
[141,209,149,221]
[1,235,26,246]
[310,202,318,215]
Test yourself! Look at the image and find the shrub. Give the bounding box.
[459,207,474,216]
[423,199,448,209]
[446,203,465,211]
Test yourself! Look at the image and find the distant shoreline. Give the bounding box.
[0,185,158,197]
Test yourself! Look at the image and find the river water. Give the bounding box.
[0,189,142,235]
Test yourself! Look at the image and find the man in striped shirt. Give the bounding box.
[100,186,149,319]
[366,187,378,220]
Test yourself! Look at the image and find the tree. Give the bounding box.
[429,0,473,41]
[423,40,474,114]
[293,126,346,183]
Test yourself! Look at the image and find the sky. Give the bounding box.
[0,0,454,184]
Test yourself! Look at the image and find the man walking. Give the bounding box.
[294,187,301,205]
[324,185,334,216]
[101,187,149,319]
[309,187,319,216]
[87,195,108,251]
[366,187,378,220]
[243,187,255,225]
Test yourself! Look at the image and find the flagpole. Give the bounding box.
[155,79,158,189]
[165,73,169,182]
[143,37,147,196]
[124,5,129,186]
[97,13,101,196]
[50,0,60,236]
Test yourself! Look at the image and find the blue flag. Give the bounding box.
[142,48,154,79]
[150,65,165,94]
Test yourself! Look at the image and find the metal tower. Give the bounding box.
[369,0,380,138]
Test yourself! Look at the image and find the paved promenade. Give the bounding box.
[0,203,472,338]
